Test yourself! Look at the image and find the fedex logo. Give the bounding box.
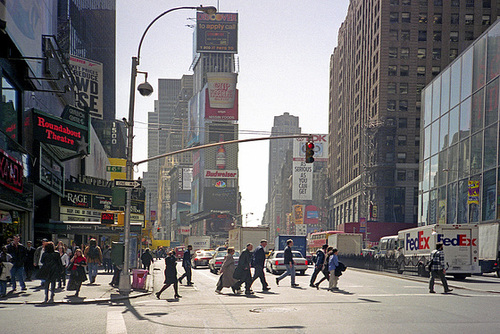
[437,234,477,246]
[406,231,430,251]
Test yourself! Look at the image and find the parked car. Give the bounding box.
[265,250,308,275]
[208,250,240,274]
[192,250,214,268]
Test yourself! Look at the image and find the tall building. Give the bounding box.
[328,0,500,229]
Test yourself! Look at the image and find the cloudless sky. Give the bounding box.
[115,0,349,226]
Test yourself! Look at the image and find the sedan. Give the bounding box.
[192,251,214,268]
[208,250,240,274]
[265,251,308,275]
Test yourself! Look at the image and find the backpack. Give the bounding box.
[89,246,99,259]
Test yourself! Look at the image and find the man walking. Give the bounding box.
[429,242,453,294]
[252,240,270,291]
[310,244,328,287]
[276,239,299,287]
[84,238,102,284]
[233,243,254,295]
[7,235,27,292]
[178,245,193,285]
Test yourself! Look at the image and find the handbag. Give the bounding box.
[233,266,243,280]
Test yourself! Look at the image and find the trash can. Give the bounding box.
[132,269,148,289]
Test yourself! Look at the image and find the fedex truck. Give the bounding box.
[396,224,480,279]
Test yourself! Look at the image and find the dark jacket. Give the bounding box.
[237,248,252,271]
[7,243,27,267]
[163,255,178,284]
[141,251,154,265]
[253,245,266,267]
[39,252,63,281]
[315,250,325,267]
[182,249,191,268]
[284,245,294,265]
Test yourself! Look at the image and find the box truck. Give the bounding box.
[397,224,480,279]
[478,223,500,277]
[228,227,270,252]
[274,235,307,257]
[327,233,363,255]
[185,236,211,251]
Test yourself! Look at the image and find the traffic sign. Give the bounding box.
[107,166,124,172]
[114,179,142,188]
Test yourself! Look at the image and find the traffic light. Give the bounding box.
[305,141,315,163]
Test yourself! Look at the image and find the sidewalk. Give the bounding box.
[0,268,152,305]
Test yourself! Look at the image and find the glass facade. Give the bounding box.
[419,21,500,225]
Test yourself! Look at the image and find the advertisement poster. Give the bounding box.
[196,12,238,53]
[293,205,304,225]
[69,55,104,119]
[293,134,329,162]
[468,180,480,205]
[292,161,313,201]
[206,73,237,109]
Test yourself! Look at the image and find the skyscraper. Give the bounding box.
[328,0,500,228]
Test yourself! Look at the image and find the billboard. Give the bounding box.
[196,12,238,53]
[204,187,237,212]
[205,88,239,121]
[293,205,304,224]
[304,205,319,224]
[206,72,237,107]
[292,161,313,201]
[69,55,104,119]
[293,134,329,162]
[180,168,193,191]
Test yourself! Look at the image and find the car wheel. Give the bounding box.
[453,274,467,280]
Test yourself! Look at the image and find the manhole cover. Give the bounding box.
[249,307,297,313]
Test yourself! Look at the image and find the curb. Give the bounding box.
[0,291,152,305]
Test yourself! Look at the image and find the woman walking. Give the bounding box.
[215,247,238,294]
[39,242,63,303]
[156,250,181,300]
[57,244,69,289]
[315,247,333,289]
[67,249,87,297]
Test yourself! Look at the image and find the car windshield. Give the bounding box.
[274,252,304,258]
[217,251,228,257]
[200,252,212,257]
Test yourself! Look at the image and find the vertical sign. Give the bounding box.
[292,161,313,200]
[293,205,304,224]
[69,55,104,119]
[468,180,480,204]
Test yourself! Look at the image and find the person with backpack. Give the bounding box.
[310,244,328,287]
[429,242,453,294]
[328,248,340,291]
[84,239,102,284]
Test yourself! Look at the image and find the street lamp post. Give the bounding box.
[119,5,217,296]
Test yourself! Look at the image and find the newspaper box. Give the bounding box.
[132,269,148,289]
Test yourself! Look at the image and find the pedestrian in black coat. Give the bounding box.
[156,251,181,299]
[38,242,63,303]
[252,240,270,291]
[141,248,154,271]
[232,243,254,295]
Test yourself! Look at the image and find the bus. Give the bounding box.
[308,230,344,253]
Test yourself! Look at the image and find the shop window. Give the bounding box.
[400,65,409,76]
[434,14,442,24]
[451,14,459,25]
[417,48,426,59]
[419,13,428,23]
[418,30,427,41]
[400,47,409,59]
[389,47,398,58]
[432,48,441,60]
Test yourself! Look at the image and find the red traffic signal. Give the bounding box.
[305,141,315,163]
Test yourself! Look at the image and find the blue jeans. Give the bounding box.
[10,266,26,290]
[88,263,99,282]
[277,264,295,285]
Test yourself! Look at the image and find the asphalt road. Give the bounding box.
[1,262,499,334]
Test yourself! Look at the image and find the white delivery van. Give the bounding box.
[397,224,480,279]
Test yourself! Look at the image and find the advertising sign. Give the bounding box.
[204,170,238,179]
[196,12,238,53]
[181,168,193,191]
[206,73,237,108]
[293,205,304,224]
[205,88,238,120]
[468,181,480,205]
[69,55,104,119]
[204,187,237,212]
[305,205,319,224]
[178,226,190,235]
[0,148,23,194]
[293,134,329,162]
[292,161,313,201]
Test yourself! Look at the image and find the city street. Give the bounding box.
[1,262,499,333]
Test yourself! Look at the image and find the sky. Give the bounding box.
[115,0,350,226]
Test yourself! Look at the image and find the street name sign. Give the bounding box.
[114,179,142,189]
[107,166,123,172]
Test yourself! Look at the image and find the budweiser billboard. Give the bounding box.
[204,170,238,179]
[206,73,237,109]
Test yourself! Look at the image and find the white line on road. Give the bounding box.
[106,310,127,334]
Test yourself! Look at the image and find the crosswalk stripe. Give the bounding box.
[106,310,127,334]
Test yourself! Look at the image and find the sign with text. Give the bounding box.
[69,55,103,119]
[293,134,329,162]
[468,180,480,205]
[114,179,142,189]
[292,161,313,201]
[205,88,239,120]
[0,148,23,194]
[204,169,238,179]
[196,12,238,53]
[293,205,304,225]
[206,73,237,109]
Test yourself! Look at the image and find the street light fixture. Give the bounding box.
[119,5,217,296]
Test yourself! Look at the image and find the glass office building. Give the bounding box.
[419,20,500,226]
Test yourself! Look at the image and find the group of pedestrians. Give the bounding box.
[309,244,342,291]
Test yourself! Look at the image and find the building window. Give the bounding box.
[397,153,407,163]
[398,118,408,128]
[450,31,459,42]
[434,0,443,5]
[465,0,474,7]
[451,14,459,25]
[390,0,399,4]
[417,48,426,59]
[417,84,425,94]
[432,48,441,60]
[388,100,397,112]
[482,15,491,25]
[417,66,426,76]
[451,0,459,6]
[433,31,442,41]
[483,0,491,8]
[419,13,428,23]
[465,14,474,25]
[400,65,409,76]
[401,30,410,41]
[389,65,397,76]
[390,12,399,23]
[389,47,398,58]
[400,83,408,94]
[420,0,428,5]
[1,76,20,141]
[402,0,411,4]
[390,29,399,40]
[434,14,442,24]
[400,47,409,59]
[415,136,420,146]
[416,117,421,128]
[387,135,395,146]
[450,49,459,59]
[432,66,441,76]
[388,83,397,94]
[399,100,408,111]
[397,170,407,181]
[402,12,411,23]
[418,30,427,41]
[465,31,474,41]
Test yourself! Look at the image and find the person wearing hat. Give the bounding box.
[310,244,328,287]
[34,238,48,287]
[252,239,270,291]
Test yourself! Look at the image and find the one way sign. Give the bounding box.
[114,179,143,189]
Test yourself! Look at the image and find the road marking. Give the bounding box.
[106,311,127,334]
